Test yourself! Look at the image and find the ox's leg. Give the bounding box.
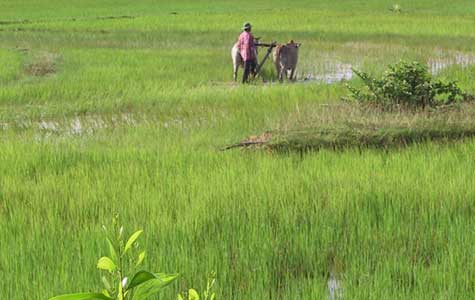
[233,63,239,82]
[289,68,296,81]
[278,65,284,83]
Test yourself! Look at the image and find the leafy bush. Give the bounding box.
[347,61,464,108]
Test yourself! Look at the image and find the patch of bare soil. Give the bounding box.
[25,52,58,76]
[95,15,135,20]
[222,131,273,150]
[0,19,30,25]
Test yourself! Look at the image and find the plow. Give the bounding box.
[254,41,277,76]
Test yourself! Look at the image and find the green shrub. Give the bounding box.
[347,61,464,108]
[49,218,179,300]
[49,217,217,300]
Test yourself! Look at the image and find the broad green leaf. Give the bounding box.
[136,251,146,267]
[210,293,215,300]
[49,292,114,300]
[188,289,199,300]
[133,273,179,300]
[97,257,117,272]
[177,294,184,300]
[101,290,111,298]
[127,270,156,290]
[124,230,143,254]
[106,237,118,262]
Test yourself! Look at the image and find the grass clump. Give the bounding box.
[269,124,475,152]
[230,102,475,152]
[347,61,464,108]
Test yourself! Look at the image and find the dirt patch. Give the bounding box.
[95,15,135,20]
[0,19,30,25]
[25,52,58,77]
[221,131,273,150]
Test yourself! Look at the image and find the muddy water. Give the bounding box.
[27,114,139,136]
[428,52,475,74]
[328,275,343,300]
[300,52,475,84]
[302,61,354,84]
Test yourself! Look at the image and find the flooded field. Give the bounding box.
[2,1,475,300]
[299,51,475,84]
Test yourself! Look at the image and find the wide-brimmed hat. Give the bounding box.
[242,22,252,30]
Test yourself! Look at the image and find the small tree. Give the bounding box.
[347,60,463,108]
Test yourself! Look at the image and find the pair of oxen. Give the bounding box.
[232,39,301,82]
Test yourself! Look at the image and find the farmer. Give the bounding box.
[238,22,258,83]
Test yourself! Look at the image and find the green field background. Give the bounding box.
[1,1,475,299]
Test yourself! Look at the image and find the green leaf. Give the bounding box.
[124,230,143,254]
[118,280,124,300]
[177,294,184,300]
[101,290,110,298]
[97,257,117,272]
[188,289,199,300]
[127,270,156,291]
[136,251,146,267]
[49,292,114,300]
[101,276,111,291]
[133,273,179,300]
[106,237,118,263]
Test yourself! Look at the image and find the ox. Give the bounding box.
[231,38,260,82]
[273,40,301,82]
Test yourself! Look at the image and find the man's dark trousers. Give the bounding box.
[242,59,257,83]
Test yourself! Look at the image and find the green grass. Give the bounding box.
[1,1,475,300]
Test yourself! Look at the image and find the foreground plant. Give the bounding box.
[49,219,178,300]
[346,60,464,108]
[178,272,216,300]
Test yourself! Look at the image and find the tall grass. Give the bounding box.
[1,1,475,300]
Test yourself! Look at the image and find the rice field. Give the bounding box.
[1,1,475,299]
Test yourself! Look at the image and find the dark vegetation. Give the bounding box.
[346,61,464,108]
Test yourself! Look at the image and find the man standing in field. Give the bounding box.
[238,22,258,83]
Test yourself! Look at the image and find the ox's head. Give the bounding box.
[287,40,302,49]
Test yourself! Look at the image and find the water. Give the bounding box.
[0,113,200,137]
[328,275,343,300]
[300,51,475,84]
[21,114,139,136]
[428,52,475,75]
[302,61,354,84]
